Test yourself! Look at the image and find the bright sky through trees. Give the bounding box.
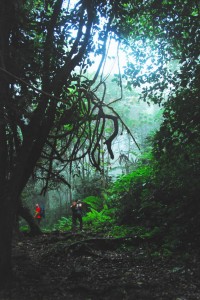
[63,0,158,78]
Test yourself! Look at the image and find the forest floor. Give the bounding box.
[0,230,200,300]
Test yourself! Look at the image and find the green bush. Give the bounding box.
[53,217,71,231]
[83,206,114,232]
[83,196,103,211]
[106,225,133,238]
[19,225,30,233]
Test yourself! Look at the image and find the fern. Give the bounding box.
[53,217,71,231]
[83,196,102,211]
[83,207,113,232]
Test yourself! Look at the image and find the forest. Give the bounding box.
[0,0,200,299]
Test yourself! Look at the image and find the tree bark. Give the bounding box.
[0,0,13,286]
[0,194,14,287]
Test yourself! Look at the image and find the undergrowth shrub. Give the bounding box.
[53,217,71,231]
[19,225,29,233]
[82,195,115,232]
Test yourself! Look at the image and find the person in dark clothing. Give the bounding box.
[71,200,83,231]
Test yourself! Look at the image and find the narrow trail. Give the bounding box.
[1,231,200,300]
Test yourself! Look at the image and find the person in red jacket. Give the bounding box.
[34,204,42,224]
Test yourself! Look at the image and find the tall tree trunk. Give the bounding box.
[0,98,57,284]
[0,194,14,287]
[0,0,12,285]
[0,101,9,286]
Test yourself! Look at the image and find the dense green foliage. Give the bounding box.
[1,0,200,285]
[21,0,200,253]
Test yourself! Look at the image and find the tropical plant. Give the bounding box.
[53,217,71,232]
[83,206,114,232]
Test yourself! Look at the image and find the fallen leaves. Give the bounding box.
[0,231,199,300]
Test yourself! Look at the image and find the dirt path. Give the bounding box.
[1,232,200,300]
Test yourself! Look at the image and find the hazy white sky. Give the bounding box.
[87,39,128,77]
[63,0,158,79]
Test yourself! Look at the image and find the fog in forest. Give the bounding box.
[21,63,163,229]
